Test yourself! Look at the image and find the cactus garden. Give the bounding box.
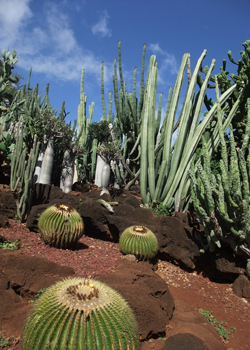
[0,38,250,350]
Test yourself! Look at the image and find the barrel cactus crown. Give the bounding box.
[119,225,158,260]
[21,278,139,350]
[38,203,84,249]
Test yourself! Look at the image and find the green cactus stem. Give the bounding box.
[21,277,139,350]
[38,203,84,249]
[119,225,158,260]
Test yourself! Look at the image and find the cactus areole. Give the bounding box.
[119,225,158,260]
[21,278,139,350]
[38,203,84,249]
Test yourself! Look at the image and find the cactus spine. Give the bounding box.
[119,226,158,260]
[38,203,84,249]
[21,278,139,350]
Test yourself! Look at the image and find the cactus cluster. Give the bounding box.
[10,126,40,222]
[99,42,242,213]
[189,92,250,271]
[21,277,139,350]
[119,225,158,260]
[38,203,84,249]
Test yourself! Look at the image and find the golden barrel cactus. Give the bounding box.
[119,225,158,260]
[21,278,139,350]
[38,203,84,249]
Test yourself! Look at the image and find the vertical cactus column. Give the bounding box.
[77,69,95,183]
[11,125,40,222]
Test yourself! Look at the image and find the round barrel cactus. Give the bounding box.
[21,278,139,350]
[38,203,84,249]
[119,225,158,260]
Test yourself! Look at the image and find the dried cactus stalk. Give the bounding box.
[119,225,158,260]
[38,203,84,249]
[21,278,139,350]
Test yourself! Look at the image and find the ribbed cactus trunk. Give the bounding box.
[73,159,78,184]
[95,155,106,187]
[60,149,75,193]
[33,141,46,183]
[38,137,54,185]
[100,161,110,195]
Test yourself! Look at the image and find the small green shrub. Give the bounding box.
[0,335,8,348]
[199,309,236,340]
[0,239,19,250]
[150,201,174,216]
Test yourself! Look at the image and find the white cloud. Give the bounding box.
[0,0,33,48]
[0,1,114,84]
[148,43,164,55]
[46,3,77,54]
[91,10,111,37]
[148,42,178,84]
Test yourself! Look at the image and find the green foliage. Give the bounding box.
[0,49,20,110]
[199,309,236,340]
[0,335,9,348]
[29,288,46,304]
[88,120,110,143]
[149,201,174,216]
[38,203,84,249]
[21,278,139,350]
[119,225,158,260]
[0,239,19,250]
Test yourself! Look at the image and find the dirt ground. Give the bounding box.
[0,218,250,349]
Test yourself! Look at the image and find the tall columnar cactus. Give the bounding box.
[77,68,95,182]
[119,225,158,260]
[106,42,241,211]
[189,94,250,274]
[38,203,84,249]
[149,51,241,211]
[21,278,139,350]
[10,126,40,222]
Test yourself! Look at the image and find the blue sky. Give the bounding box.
[0,0,250,126]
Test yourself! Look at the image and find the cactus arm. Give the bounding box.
[101,62,107,120]
[228,125,241,200]
[186,59,216,146]
[97,199,114,213]
[118,41,125,98]
[137,44,146,121]
[154,56,188,203]
[162,54,189,166]
[140,56,158,203]
[241,98,250,154]
[162,82,237,208]
[108,91,112,123]
[155,93,162,137]
[161,51,207,200]
[147,56,158,199]
[238,148,250,201]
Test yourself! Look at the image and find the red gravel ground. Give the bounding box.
[1,219,250,350]
[0,219,123,279]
